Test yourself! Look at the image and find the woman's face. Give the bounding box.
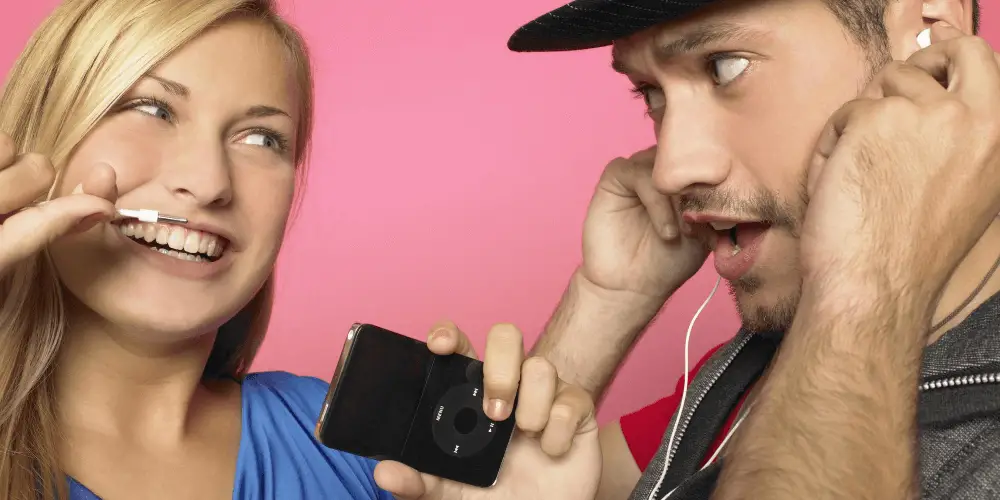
[49,18,300,339]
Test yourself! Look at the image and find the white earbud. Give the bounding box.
[917,28,932,49]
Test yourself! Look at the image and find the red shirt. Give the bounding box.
[619,342,753,471]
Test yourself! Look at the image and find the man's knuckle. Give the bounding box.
[883,60,908,76]
[958,35,992,56]
[602,157,631,177]
[932,98,969,123]
[522,356,556,379]
[877,96,910,112]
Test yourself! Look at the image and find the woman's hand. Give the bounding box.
[0,131,118,272]
[373,321,602,500]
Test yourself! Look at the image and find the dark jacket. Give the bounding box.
[628,292,1000,500]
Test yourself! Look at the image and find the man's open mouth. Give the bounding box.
[116,222,229,263]
[709,221,771,257]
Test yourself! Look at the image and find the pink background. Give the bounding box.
[1,1,996,424]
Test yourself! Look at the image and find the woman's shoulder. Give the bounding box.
[235,371,392,499]
[241,371,330,413]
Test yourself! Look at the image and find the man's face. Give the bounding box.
[612,0,886,332]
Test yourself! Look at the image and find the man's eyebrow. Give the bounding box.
[244,105,291,119]
[147,74,190,97]
[611,22,768,74]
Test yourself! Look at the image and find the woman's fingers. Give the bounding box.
[81,162,119,204]
[373,460,439,500]
[0,153,55,214]
[426,320,479,359]
[539,383,597,457]
[513,356,558,433]
[482,324,524,421]
[0,193,115,270]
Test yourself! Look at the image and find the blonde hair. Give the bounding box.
[0,1,314,498]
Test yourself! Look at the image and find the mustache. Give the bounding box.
[678,186,804,231]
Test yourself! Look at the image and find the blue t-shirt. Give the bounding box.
[67,371,394,499]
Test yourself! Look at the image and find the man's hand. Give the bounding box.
[715,24,1000,500]
[532,147,713,402]
[582,146,712,305]
[803,22,1000,310]
[373,321,601,500]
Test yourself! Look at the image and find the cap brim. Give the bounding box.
[507,0,715,53]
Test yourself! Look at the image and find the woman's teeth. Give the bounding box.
[118,222,225,262]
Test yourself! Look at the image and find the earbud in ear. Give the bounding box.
[917,28,932,49]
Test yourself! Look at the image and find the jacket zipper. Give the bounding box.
[919,372,1000,391]
[652,332,755,500]
[654,340,999,500]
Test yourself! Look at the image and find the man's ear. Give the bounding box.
[921,0,975,33]
[884,0,975,59]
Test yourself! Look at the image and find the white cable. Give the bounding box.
[649,275,722,500]
[701,402,753,470]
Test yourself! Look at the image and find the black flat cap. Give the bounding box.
[507,0,720,53]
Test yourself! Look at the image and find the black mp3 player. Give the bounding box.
[314,323,519,488]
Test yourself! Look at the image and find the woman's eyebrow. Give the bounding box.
[146,74,189,97]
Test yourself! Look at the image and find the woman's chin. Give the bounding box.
[64,293,243,345]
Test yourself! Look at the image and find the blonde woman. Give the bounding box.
[0,0,404,498]
[0,0,601,499]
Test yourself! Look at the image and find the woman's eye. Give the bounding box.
[134,103,171,121]
[710,56,751,86]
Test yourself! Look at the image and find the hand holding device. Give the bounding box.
[581,147,712,311]
[802,22,1000,309]
[0,132,118,271]
[370,321,601,500]
[315,323,519,488]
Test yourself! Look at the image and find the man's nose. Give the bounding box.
[652,101,732,196]
[162,138,234,208]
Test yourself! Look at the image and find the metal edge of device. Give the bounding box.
[483,389,522,488]
[315,322,364,442]
[486,420,519,488]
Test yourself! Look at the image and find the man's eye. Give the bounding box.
[242,132,280,150]
[238,128,289,153]
[631,84,666,113]
[710,56,751,86]
[643,87,666,111]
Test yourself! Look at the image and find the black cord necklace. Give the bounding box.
[929,250,1000,335]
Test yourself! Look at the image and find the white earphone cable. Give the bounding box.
[649,275,722,500]
[701,402,752,470]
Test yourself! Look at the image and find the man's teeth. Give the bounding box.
[118,222,225,262]
[710,221,738,231]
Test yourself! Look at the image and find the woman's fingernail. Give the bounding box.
[663,225,678,239]
[69,213,107,234]
[487,399,508,421]
[71,183,84,195]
